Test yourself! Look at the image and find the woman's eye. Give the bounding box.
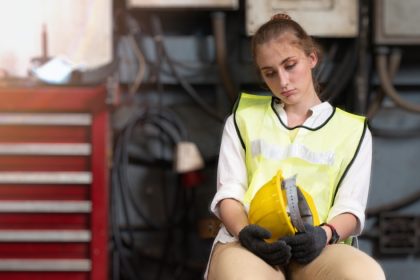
[263,72,276,78]
[285,63,296,70]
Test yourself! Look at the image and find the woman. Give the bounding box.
[206,14,385,280]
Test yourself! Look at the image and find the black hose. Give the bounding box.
[121,116,162,228]
[115,110,191,217]
[324,42,358,102]
[369,124,420,138]
[315,43,338,82]
[147,107,189,140]
[114,128,139,251]
[366,189,420,218]
[119,114,175,229]
[112,110,192,279]
[112,250,120,280]
[111,163,143,280]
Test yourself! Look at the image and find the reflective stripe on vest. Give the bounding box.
[234,92,367,223]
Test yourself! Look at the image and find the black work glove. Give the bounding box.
[239,224,292,266]
[281,223,327,264]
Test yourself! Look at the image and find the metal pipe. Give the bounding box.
[376,47,420,113]
[212,12,237,104]
[355,2,370,114]
[367,48,402,119]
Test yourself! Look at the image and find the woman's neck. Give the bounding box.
[284,94,321,127]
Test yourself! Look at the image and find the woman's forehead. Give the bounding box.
[256,39,303,63]
[257,32,300,51]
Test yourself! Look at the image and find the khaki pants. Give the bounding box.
[207,242,385,280]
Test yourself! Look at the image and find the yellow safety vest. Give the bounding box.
[235,92,367,223]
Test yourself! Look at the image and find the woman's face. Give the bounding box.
[255,34,318,106]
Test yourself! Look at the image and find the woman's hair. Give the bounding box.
[251,13,323,93]
[251,13,321,60]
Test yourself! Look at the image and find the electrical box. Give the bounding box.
[128,0,239,9]
[246,0,358,37]
[379,213,420,255]
[374,0,420,44]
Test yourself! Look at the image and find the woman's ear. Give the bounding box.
[309,51,318,69]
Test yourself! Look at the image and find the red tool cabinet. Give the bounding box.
[0,85,109,280]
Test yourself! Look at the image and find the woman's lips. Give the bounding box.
[281,89,295,97]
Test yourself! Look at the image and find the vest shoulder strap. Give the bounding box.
[233,92,272,150]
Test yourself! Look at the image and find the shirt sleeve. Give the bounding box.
[327,128,373,236]
[210,115,248,219]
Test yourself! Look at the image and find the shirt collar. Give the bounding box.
[309,102,332,116]
[275,101,332,115]
[274,101,333,129]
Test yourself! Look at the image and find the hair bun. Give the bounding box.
[270,13,292,21]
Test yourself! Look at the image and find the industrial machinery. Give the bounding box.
[112,1,420,279]
[0,0,419,279]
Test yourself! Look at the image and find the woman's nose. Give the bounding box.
[278,70,288,88]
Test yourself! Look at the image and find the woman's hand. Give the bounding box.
[281,223,327,264]
[239,224,292,266]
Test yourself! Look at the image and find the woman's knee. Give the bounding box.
[339,249,385,280]
[208,242,286,280]
[290,244,385,280]
[323,245,385,280]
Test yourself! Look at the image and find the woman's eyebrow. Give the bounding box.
[260,56,296,70]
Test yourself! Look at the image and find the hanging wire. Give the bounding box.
[127,35,146,97]
[112,138,144,280]
[116,110,185,230]
[125,15,147,98]
[150,15,225,123]
[324,41,358,103]
[111,107,204,279]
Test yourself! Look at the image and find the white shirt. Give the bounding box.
[210,101,372,243]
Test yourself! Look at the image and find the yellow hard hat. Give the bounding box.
[248,170,320,242]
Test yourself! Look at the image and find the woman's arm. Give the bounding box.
[321,212,357,244]
[210,115,248,220]
[219,198,249,237]
[327,128,373,236]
